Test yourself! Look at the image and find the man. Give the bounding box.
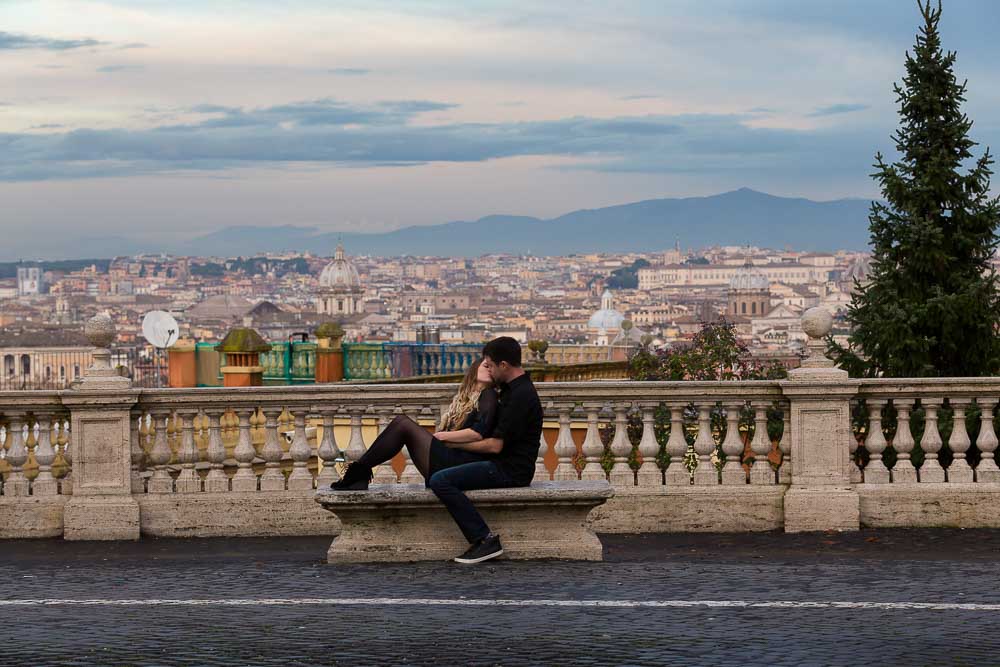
[427,336,544,563]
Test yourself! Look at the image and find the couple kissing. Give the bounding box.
[330,336,543,564]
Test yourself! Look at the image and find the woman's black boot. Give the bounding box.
[330,463,373,491]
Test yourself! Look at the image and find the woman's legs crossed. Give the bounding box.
[356,415,431,477]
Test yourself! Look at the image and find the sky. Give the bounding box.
[1,0,1000,258]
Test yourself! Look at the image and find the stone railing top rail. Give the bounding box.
[121,380,786,411]
[856,377,1000,399]
[12,377,1000,411]
[0,390,68,412]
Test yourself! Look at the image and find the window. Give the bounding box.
[3,355,13,377]
[741,303,746,314]
[20,355,30,376]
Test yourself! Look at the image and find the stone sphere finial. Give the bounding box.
[801,307,833,340]
[85,311,116,348]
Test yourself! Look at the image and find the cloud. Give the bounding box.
[620,94,661,101]
[97,64,146,73]
[329,68,370,75]
[808,103,870,117]
[28,124,65,130]
[36,64,69,70]
[119,42,149,49]
[0,31,103,50]
[0,96,889,183]
[175,98,458,130]
[747,107,777,113]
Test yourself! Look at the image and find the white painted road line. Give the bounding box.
[1,598,999,611]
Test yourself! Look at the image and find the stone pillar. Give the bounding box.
[314,322,345,383]
[62,312,141,541]
[217,327,270,387]
[167,339,197,388]
[781,308,860,533]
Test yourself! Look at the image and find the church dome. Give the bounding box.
[729,257,769,291]
[319,243,361,290]
[588,289,625,330]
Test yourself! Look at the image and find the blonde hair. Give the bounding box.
[438,360,484,431]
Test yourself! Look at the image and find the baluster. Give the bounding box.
[259,408,286,491]
[32,415,58,496]
[175,411,201,493]
[692,403,718,485]
[608,402,633,486]
[890,400,917,483]
[579,404,606,481]
[147,411,174,493]
[664,403,690,486]
[975,398,1000,483]
[316,410,342,486]
[863,400,890,484]
[287,408,314,490]
[636,402,662,487]
[130,413,145,493]
[720,401,747,485]
[947,399,973,483]
[345,409,368,464]
[4,415,28,496]
[747,402,773,485]
[204,410,229,492]
[919,399,945,483]
[553,403,579,481]
[778,406,792,484]
[57,417,73,496]
[535,429,551,482]
[372,408,399,484]
[848,405,863,484]
[231,409,259,492]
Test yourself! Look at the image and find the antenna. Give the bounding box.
[141,310,180,349]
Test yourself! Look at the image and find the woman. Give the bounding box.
[331,358,498,490]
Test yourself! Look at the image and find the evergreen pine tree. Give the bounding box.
[832,0,1000,377]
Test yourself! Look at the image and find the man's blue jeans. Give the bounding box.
[428,461,518,543]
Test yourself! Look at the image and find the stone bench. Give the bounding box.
[315,480,613,563]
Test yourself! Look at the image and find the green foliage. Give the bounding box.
[628,319,789,381]
[226,256,311,277]
[191,262,226,277]
[831,1,1000,378]
[0,259,112,279]
[605,258,651,289]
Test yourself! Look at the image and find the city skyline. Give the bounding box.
[2,1,999,257]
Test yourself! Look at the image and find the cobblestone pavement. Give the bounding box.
[3,529,1000,666]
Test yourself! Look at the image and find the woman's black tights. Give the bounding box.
[356,415,432,478]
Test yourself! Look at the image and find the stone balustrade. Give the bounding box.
[0,392,74,537]
[4,310,1000,540]
[5,373,1000,541]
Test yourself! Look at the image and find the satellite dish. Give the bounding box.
[142,310,180,349]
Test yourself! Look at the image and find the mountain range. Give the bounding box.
[174,188,873,258]
[6,188,874,261]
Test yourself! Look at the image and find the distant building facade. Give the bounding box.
[17,267,46,296]
[317,243,364,317]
